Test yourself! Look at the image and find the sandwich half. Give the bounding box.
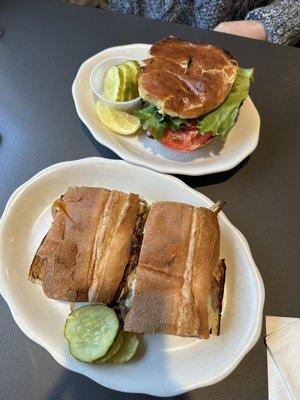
[124,201,226,338]
[29,186,148,303]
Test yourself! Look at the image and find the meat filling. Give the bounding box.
[115,199,149,318]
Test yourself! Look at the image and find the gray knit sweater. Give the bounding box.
[106,0,300,45]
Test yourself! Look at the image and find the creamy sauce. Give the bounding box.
[125,277,136,309]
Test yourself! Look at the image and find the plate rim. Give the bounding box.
[0,157,265,396]
[71,44,261,177]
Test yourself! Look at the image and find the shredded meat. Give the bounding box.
[112,199,149,317]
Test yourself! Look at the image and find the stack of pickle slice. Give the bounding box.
[103,60,140,102]
[64,305,140,364]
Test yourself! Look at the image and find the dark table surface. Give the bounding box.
[1,1,300,399]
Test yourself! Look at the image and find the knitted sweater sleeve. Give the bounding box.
[245,0,300,45]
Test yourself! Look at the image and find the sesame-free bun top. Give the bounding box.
[138,37,238,119]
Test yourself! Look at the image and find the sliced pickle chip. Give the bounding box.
[117,64,134,101]
[103,65,126,102]
[124,60,140,80]
[64,305,119,363]
[110,332,140,363]
[94,330,124,363]
[124,60,141,99]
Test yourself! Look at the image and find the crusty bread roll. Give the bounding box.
[124,201,226,338]
[29,187,140,303]
[139,37,238,119]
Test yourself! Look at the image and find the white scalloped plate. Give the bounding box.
[0,158,264,396]
[72,44,260,176]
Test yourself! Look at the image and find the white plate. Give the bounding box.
[0,158,264,397]
[72,44,260,176]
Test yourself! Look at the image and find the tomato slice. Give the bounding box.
[161,126,214,152]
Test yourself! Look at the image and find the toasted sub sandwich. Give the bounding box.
[124,201,226,338]
[29,186,147,303]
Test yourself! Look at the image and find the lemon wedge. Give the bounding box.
[96,102,140,135]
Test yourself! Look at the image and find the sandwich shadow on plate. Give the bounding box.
[80,118,248,186]
[43,366,190,400]
[45,334,187,400]
[178,156,250,188]
[80,118,225,165]
[137,133,225,162]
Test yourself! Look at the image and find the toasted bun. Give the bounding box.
[139,37,238,119]
[30,187,140,303]
[124,201,221,339]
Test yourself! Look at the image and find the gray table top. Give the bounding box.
[1,0,300,399]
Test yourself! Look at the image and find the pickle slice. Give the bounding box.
[124,60,141,99]
[124,60,140,80]
[64,305,119,363]
[117,64,133,101]
[110,332,139,363]
[95,330,124,363]
[103,65,125,102]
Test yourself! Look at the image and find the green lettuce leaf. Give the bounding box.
[136,103,189,140]
[169,117,189,131]
[136,103,166,140]
[198,68,254,139]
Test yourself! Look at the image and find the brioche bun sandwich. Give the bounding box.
[137,37,254,152]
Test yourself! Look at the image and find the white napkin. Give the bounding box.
[266,316,300,400]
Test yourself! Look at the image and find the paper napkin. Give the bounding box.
[266,316,300,400]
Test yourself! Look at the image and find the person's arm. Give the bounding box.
[245,0,300,45]
[214,0,300,45]
[214,20,267,41]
